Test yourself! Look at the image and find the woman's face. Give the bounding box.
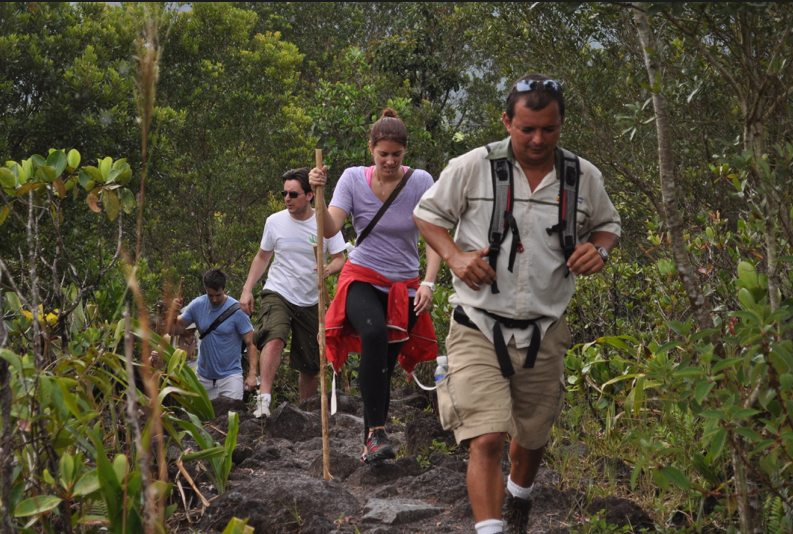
[369,139,406,180]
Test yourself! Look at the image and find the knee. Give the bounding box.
[469,433,506,460]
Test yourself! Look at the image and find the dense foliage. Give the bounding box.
[2,2,792,533]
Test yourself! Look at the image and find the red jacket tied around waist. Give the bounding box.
[325,262,438,374]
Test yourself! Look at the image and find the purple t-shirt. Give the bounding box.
[330,166,434,289]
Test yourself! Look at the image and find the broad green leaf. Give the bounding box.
[694,380,714,404]
[103,189,120,221]
[656,341,684,354]
[738,287,756,310]
[14,495,62,517]
[0,167,15,188]
[59,453,75,488]
[737,261,760,289]
[46,150,67,178]
[732,408,760,418]
[82,165,103,183]
[36,165,57,183]
[222,517,254,534]
[78,170,94,191]
[72,470,100,497]
[699,410,726,420]
[99,157,112,181]
[67,149,81,169]
[712,357,743,373]
[661,466,690,490]
[113,454,128,485]
[674,367,705,378]
[120,188,136,213]
[31,154,46,167]
[651,467,670,491]
[735,427,762,441]
[111,158,127,170]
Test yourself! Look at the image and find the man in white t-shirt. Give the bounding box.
[241,168,346,417]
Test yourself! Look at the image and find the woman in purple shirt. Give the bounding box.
[310,108,441,463]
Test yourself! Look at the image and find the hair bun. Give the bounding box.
[381,107,399,119]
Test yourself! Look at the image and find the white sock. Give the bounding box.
[507,476,534,500]
[475,519,504,534]
[259,393,271,402]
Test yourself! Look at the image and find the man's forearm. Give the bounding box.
[247,342,259,376]
[588,231,619,253]
[414,216,460,263]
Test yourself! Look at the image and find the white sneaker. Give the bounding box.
[253,396,270,418]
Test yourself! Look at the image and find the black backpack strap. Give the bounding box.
[198,302,241,340]
[546,147,580,276]
[356,168,415,247]
[486,152,521,294]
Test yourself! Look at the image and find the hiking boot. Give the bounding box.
[364,428,395,464]
[253,396,270,418]
[503,492,532,534]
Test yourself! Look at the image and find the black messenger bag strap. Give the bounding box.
[198,302,241,340]
[356,168,415,247]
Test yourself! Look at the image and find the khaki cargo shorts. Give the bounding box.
[253,290,320,376]
[436,316,571,450]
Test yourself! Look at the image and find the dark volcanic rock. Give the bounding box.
[362,498,444,525]
[307,449,362,481]
[405,415,456,455]
[439,455,467,473]
[265,403,322,442]
[231,443,254,465]
[210,397,249,422]
[347,456,422,486]
[586,496,655,531]
[399,467,468,504]
[300,392,363,416]
[197,470,360,534]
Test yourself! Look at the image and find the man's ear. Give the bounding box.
[307,190,314,204]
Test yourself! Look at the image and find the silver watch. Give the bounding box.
[420,281,436,291]
[594,246,609,264]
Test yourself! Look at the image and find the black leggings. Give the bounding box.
[346,281,418,441]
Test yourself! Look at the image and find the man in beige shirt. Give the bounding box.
[414,73,620,534]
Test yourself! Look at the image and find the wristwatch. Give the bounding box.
[420,281,436,291]
[594,246,609,264]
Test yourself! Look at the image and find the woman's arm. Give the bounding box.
[309,165,348,238]
[414,244,441,315]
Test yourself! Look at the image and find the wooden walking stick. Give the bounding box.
[314,148,332,481]
[171,277,185,345]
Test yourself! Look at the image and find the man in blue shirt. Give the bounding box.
[175,268,258,400]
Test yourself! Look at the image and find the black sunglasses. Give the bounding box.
[515,79,563,93]
[281,190,303,199]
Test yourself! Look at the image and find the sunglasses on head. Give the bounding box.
[281,190,303,199]
[515,79,563,93]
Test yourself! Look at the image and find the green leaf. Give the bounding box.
[59,453,75,489]
[99,157,112,181]
[67,149,81,169]
[735,427,763,442]
[31,154,46,167]
[120,188,136,213]
[712,357,743,373]
[112,454,128,485]
[14,495,63,517]
[695,380,715,404]
[732,408,760,419]
[737,261,760,289]
[0,205,10,226]
[222,517,254,534]
[181,447,226,461]
[710,428,727,460]
[661,466,690,490]
[738,287,756,309]
[82,165,103,183]
[78,170,94,191]
[112,158,127,170]
[0,167,16,188]
[72,470,100,497]
[46,150,67,179]
[699,410,726,420]
[36,165,57,183]
[103,190,120,221]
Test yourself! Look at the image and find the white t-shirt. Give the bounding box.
[261,210,346,307]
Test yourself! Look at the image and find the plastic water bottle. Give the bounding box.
[434,356,448,382]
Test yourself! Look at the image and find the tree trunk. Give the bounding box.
[632,6,712,335]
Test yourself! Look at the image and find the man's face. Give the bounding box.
[502,98,564,168]
[206,286,226,307]
[284,179,312,217]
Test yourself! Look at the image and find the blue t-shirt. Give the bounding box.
[181,295,253,380]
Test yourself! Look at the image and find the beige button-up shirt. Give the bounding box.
[414,137,621,349]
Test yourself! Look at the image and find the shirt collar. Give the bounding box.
[485,137,516,164]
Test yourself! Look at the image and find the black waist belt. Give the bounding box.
[453,306,543,378]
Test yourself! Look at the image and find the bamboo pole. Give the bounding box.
[314,149,332,480]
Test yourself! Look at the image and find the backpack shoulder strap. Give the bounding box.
[198,302,241,340]
[546,147,581,275]
[485,144,522,294]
